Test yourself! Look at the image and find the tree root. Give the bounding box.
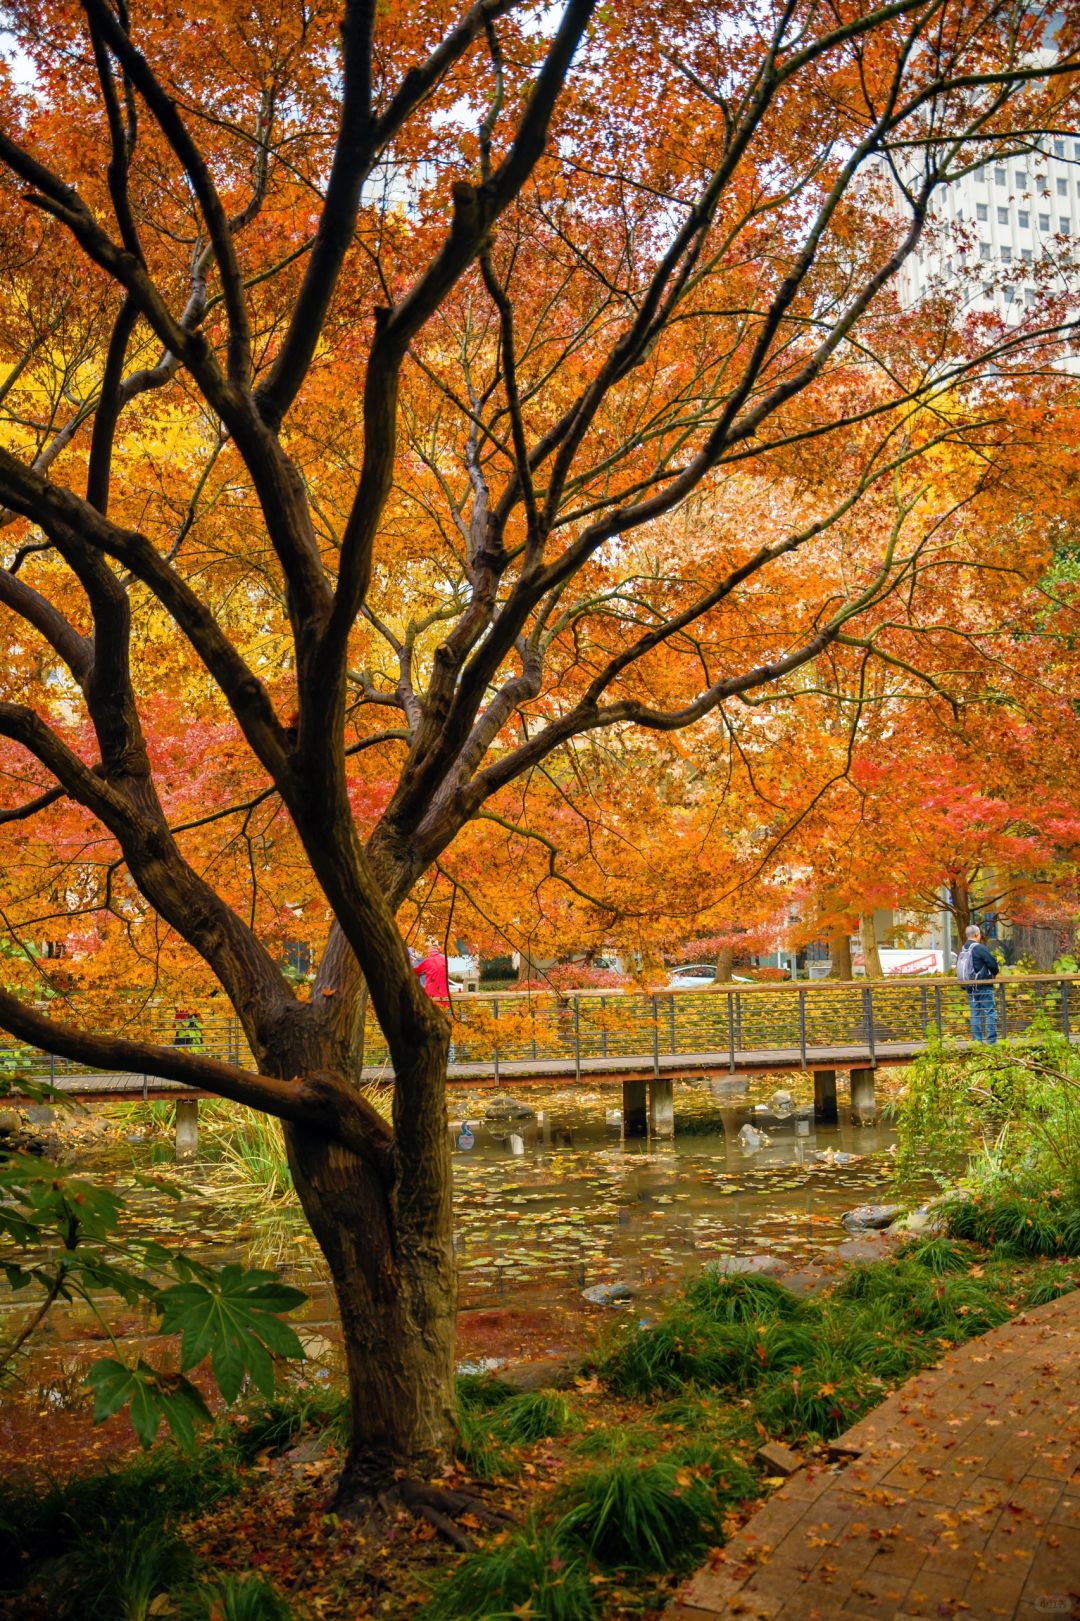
[336,1471,515,1550]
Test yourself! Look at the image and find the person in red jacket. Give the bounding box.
[412,945,456,1061]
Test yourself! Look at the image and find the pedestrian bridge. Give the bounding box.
[7,974,1077,1152]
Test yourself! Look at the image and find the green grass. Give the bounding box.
[178,1573,295,1620]
[555,1456,723,1572]
[422,1521,597,1620]
[940,1186,1080,1257]
[684,1271,809,1323]
[31,1519,194,1621]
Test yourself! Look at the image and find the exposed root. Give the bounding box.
[337,1471,515,1549]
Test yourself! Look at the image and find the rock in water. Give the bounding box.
[484,1094,536,1121]
[582,1282,634,1306]
[841,1204,902,1232]
[708,1254,786,1277]
[738,1123,768,1153]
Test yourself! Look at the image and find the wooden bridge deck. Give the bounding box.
[50,1040,939,1101]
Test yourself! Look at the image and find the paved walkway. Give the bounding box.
[672,1290,1080,1620]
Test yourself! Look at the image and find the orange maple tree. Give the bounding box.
[1,0,1079,1511]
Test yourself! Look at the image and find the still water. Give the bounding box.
[3,1078,906,1388]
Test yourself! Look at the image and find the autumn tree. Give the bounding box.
[1,0,1079,1516]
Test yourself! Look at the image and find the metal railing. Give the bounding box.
[2,974,1076,1087]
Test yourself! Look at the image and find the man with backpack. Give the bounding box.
[955,924,1000,1045]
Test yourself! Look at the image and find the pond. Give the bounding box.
[0,1075,913,1464]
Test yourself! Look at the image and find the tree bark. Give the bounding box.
[713,944,735,982]
[859,914,884,980]
[284,1039,456,1501]
[826,924,853,981]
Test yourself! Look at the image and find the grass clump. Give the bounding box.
[683,1271,807,1323]
[600,1310,815,1398]
[940,1186,1080,1257]
[556,1456,722,1571]
[423,1522,596,1620]
[34,1520,194,1621]
[495,1391,571,1445]
[178,1573,295,1621]
[898,1236,973,1274]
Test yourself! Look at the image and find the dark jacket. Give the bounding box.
[956,941,999,983]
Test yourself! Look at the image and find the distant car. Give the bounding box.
[666,964,756,988]
[667,963,717,987]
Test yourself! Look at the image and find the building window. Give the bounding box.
[995,166,1007,185]
[1016,171,1028,189]
[1062,217,1071,234]
[1025,287,1037,306]
[997,206,1009,223]
[1022,247,1034,262]
[1058,177,1068,196]
[1040,212,1051,230]
[977,202,988,221]
[1075,142,1080,158]
[980,242,991,260]
[1054,139,1065,157]
[1019,210,1030,228]
[1001,245,1012,262]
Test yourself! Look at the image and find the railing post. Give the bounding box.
[574,997,581,1083]
[865,985,876,1064]
[493,998,500,1084]
[934,983,943,1038]
[727,991,736,1073]
[1063,979,1071,1040]
[798,986,807,1068]
[920,984,928,1038]
[999,980,1007,1041]
[601,995,608,1057]
[669,992,676,1053]
[651,993,660,1079]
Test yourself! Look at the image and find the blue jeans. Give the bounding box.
[968,984,998,1044]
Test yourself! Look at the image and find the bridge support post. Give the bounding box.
[174,1098,199,1162]
[623,1079,648,1137]
[850,1067,876,1125]
[813,1069,838,1124]
[649,1077,675,1137]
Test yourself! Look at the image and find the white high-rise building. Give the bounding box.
[877,136,1080,341]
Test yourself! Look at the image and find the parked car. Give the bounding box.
[667,963,754,988]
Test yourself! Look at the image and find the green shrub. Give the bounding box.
[423,1522,596,1620]
[556,1456,722,1571]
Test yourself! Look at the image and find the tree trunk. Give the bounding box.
[713,944,735,982]
[952,875,971,938]
[826,925,853,981]
[284,1039,457,1503]
[859,914,884,981]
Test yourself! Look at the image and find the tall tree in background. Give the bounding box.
[1,0,1078,1512]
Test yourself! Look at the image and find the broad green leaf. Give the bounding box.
[157,1264,307,1405]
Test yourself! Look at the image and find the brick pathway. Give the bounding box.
[672,1290,1080,1620]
